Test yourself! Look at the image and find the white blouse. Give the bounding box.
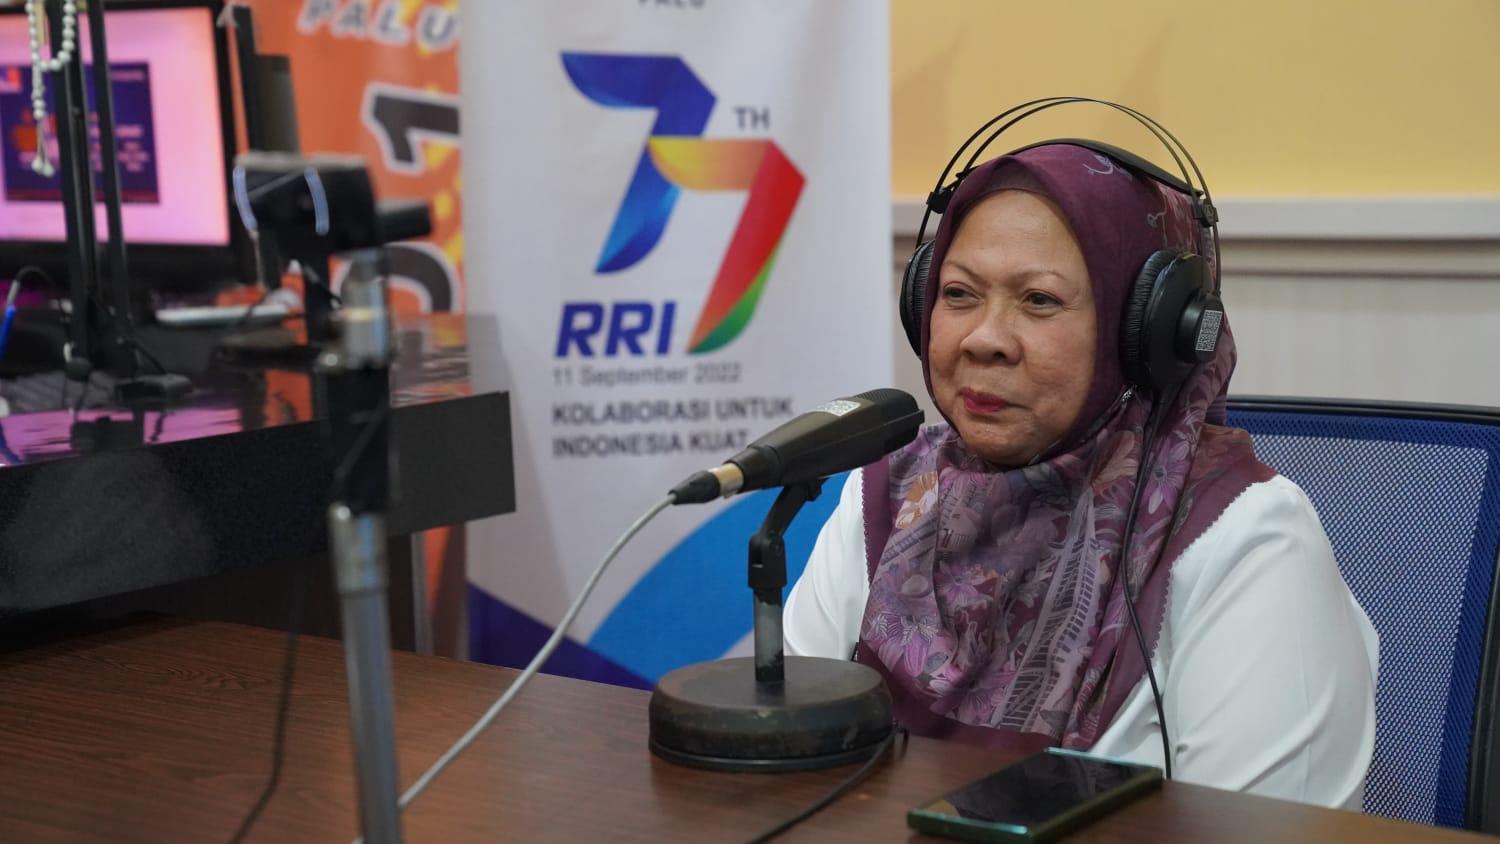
[784,468,1379,811]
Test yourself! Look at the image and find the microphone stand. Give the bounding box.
[649,480,893,772]
[748,480,821,684]
[84,0,138,340]
[44,0,190,400]
[45,0,100,382]
[230,152,429,839]
[320,250,402,843]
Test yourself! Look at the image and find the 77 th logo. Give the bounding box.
[562,53,804,354]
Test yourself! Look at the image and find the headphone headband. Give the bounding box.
[1007,138,1194,196]
[915,97,1221,294]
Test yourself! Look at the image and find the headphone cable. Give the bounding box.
[1119,393,1178,780]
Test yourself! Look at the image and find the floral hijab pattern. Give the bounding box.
[855,145,1274,751]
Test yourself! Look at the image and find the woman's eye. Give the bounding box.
[941,285,973,302]
[1025,292,1060,307]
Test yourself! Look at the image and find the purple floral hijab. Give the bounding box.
[855,144,1274,752]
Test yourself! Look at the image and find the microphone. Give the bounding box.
[669,388,924,505]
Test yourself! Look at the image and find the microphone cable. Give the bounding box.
[743,725,909,843]
[367,494,674,839]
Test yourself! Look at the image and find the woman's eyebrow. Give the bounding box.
[942,257,1078,287]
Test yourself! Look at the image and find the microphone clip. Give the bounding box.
[747,479,823,618]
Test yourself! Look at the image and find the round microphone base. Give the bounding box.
[648,656,893,773]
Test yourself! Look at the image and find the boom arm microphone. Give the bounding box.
[669,388,924,505]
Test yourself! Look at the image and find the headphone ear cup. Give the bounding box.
[1120,250,1179,391]
[1122,251,1218,394]
[1181,292,1225,362]
[900,240,936,357]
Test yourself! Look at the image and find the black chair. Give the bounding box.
[1227,396,1500,830]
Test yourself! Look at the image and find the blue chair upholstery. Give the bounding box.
[1227,397,1500,830]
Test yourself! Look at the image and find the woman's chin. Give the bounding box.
[954,420,1034,468]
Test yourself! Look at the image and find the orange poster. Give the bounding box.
[245,0,463,316]
[245,0,465,652]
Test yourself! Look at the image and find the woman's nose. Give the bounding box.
[958,306,1022,363]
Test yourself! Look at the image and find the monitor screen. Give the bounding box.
[0,5,230,248]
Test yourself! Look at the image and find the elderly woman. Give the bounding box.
[784,142,1378,810]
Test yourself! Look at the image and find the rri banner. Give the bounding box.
[462,1,891,688]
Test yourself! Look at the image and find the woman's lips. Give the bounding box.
[959,388,1008,415]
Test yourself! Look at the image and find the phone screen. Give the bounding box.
[909,749,1162,842]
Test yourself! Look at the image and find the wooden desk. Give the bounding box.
[0,618,1488,843]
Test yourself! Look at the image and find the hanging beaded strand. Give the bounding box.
[24,0,79,178]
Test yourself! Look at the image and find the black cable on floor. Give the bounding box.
[227,564,308,844]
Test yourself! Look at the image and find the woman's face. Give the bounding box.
[928,190,1097,467]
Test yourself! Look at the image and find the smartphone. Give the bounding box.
[907,748,1163,842]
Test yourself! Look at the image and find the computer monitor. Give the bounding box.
[0,0,245,290]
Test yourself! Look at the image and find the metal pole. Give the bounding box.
[323,249,402,843]
[752,587,784,684]
[329,504,402,843]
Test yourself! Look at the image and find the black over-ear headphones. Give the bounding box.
[900,97,1225,398]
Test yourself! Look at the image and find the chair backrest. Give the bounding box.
[1227,397,1500,830]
